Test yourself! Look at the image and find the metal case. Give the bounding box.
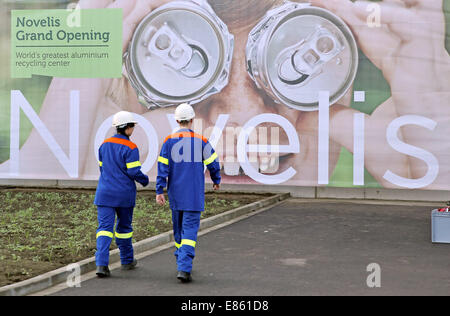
[431,209,450,243]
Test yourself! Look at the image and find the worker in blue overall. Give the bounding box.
[156,103,221,283]
[94,111,149,278]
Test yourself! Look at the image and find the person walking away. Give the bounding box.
[94,111,149,277]
[156,103,221,283]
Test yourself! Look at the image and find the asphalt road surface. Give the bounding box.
[53,199,450,296]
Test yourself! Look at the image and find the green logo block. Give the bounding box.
[11,8,123,78]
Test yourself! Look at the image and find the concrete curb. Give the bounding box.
[0,193,290,296]
[2,179,450,202]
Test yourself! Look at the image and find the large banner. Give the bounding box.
[0,0,449,190]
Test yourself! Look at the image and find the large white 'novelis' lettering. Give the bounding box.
[384,115,439,189]
[10,90,79,178]
[237,113,300,184]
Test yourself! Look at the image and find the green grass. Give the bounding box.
[0,189,265,287]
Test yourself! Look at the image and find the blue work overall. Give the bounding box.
[156,129,221,273]
[94,134,149,267]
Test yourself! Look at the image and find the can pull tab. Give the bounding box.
[276,26,344,86]
[147,23,208,78]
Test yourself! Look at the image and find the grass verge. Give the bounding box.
[0,188,268,287]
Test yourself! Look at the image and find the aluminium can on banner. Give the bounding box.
[246,2,359,111]
[124,0,234,110]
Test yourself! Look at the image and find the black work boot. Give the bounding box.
[96,266,111,278]
[121,259,138,271]
[177,271,192,283]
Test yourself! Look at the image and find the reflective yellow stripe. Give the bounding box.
[99,161,103,167]
[126,161,141,169]
[175,240,196,248]
[96,231,113,239]
[115,231,133,239]
[181,239,196,248]
[203,152,218,166]
[158,156,169,165]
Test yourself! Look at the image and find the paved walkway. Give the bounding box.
[51,199,450,296]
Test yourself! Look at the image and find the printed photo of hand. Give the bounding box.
[311,0,450,189]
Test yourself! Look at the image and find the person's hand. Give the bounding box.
[95,0,172,53]
[213,183,220,191]
[156,194,166,206]
[310,0,449,106]
[310,0,450,189]
[100,0,176,113]
[77,0,175,51]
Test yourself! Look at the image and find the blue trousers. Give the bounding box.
[96,206,134,266]
[172,211,201,273]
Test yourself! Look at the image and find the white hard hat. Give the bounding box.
[112,111,138,128]
[174,103,195,121]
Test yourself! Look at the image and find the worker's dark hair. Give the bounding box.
[116,123,135,135]
[178,120,191,126]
